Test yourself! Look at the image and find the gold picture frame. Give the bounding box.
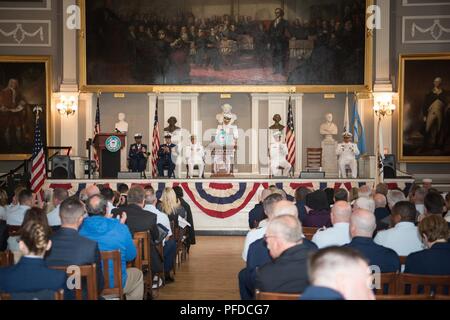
[398,53,450,163]
[0,55,52,161]
[78,0,373,93]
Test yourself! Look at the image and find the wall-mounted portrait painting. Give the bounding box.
[0,56,51,160]
[80,0,372,92]
[398,53,450,163]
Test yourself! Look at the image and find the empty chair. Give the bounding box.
[100,250,124,300]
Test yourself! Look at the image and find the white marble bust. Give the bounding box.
[115,112,128,133]
[320,112,338,141]
[216,103,237,125]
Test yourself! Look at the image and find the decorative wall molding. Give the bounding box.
[0,20,51,47]
[0,0,51,11]
[402,0,450,6]
[402,16,450,44]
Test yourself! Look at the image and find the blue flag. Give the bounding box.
[351,96,366,157]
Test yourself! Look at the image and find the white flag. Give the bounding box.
[343,91,350,133]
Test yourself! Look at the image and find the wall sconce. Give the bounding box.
[56,95,78,116]
[373,93,396,118]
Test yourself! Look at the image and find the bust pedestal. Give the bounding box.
[321,135,338,178]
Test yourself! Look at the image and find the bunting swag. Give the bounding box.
[44,180,413,219]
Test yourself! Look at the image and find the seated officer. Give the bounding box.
[157,134,177,178]
[129,133,148,173]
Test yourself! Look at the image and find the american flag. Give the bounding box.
[30,107,46,196]
[93,95,101,167]
[151,97,160,177]
[285,96,295,170]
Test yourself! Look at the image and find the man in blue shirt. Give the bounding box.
[79,194,143,300]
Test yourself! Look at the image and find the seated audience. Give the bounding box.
[375,183,389,197]
[45,197,104,298]
[374,193,390,230]
[117,183,129,207]
[80,194,143,300]
[345,209,400,273]
[312,201,351,249]
[358,185,372,198]
[158,187,187,220]
[374,201,424,256]
[0,220,66,294]
[101,187,116,215]
[85,185,100,198]
[349,187,359,203]
[404,215,450,275]
[255,215,318,294]
[248,188,272,229]
[303,190,332,228]
[422,178,433,192]
[353,197,375,213]
[409,186,426,216]
[7,189,33,252]
[334,188,348,203]
[300,247,375,300]
[419,191,446,224]
[295,187,311,223]
[242,193,284,261]
[324,188,335,207]
[46,188,69,228]
[173,186,196,252]
[386,190,406,211]
[0,189,8,221]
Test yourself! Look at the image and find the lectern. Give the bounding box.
[93,133,126,178]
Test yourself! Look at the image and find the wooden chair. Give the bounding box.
[255,290,301,300]
[100,250,124,300]
[397,273,450,296]
[0,289,65,300]
[376,294,434,300]
[399,256,407,265]
[51,264,98,300]
[0,250,14,267]
[374,272,398,295]
[133,231,154,298]
[302,227,318,241]
[306,148,322,171]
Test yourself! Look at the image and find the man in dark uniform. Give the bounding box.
[269,8,289,75]
[128,133,148,174]
[157,134,177,178]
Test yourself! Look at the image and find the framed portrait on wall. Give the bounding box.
[398,53,450,163]
[79,0,373,93]
[0,56,51,160]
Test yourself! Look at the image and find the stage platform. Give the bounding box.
[44,177,414,232]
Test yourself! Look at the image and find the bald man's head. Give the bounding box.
[86,185,100,198]
[331,201,352,224]
[350,209,376,238]
[373,193,387,209]
[273,200,298,218]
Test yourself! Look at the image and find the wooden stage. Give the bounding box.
[44,177,414,232]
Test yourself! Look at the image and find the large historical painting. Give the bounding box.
[0,56,50,160]
[81,0,371,91]
[399,54,450,163]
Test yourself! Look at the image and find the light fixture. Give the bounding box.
[56,95,78,116]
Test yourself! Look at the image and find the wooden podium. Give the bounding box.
[93,133,126,178]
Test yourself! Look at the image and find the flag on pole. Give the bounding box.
[378,122,385,180]
[351,95,366,157]
[285,96,296,170]
[93,94,101,168]
[30,107,46,197]
[343,90,350,133]
[151,97,160,178]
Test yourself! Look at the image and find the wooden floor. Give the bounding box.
[157,236,245,300]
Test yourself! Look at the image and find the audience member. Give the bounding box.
[375,183,389,197]
[79,194,143,300]
[295,187,311,223]
[173,185,196,251]
[85,185,100,198]
[373,193,390,230]
[300,247,375,300]
[312,201,351,248]
[45,197,104,298]
[303,190,332,228]
[374,201,423,256]
[117,183,129,206]
[0,221,66,294]
[47,188,69,228]
[255,215,317,293]
[404,215,450,275]
[334,188,348,202]
[410,186,426,216]
[159,187,187,220]
[422,178,432,191]
[424,191,446,217]
[324,188,335,207]
[345,209,400,272]
[353,197,375,214]
[358,185,372,198]
[386,190,406,210]
[6,189,33,252]
[0,189,8,221]
[101,187,116,215]
[248,188,272,229]
[349,187,359,203]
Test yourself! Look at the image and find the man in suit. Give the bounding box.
[46,197,104,299]
[248,189,272,229]
[46,188,69,228]
[374,193,390,231]
[269,8,289,75]
[157,134,177,178]
[345,209,400,273]
[129,133,148,174]
[300,247,375,300]
[111,186,163,278]
[255,215,318,294]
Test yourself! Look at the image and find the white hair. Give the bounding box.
[358,185,372,198]
[386,190,406,208]
[353,197,375,213]
[267,215,303,244]
[351,209,376,236]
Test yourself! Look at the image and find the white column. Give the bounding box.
[56,92,80,156]
[190,94,200,138]
[80,93,94,143]
[251,94,260,174]
[293,93,304,174]
[60,0,78,92]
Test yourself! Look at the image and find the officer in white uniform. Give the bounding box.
[269,131,291,177]
[185,135,205,178]
[336,132,360,178]
[214,112,238,174]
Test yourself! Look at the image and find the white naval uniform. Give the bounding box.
[214,124,238,173]
[336,142,360,178]
[269,141,291,176]
[185,143,205,177]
